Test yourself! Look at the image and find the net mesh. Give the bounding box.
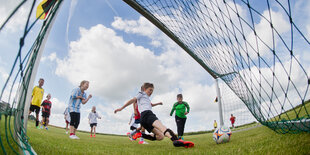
[220,81,257,128]
[0,0,63,154]
[124,0,310,133]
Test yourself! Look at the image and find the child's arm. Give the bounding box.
[88,113,91,124]
[128,115,133,125]
[184,102,190,115]
[170,103,177,116]
[97,113,101,119]
[133,101,138,116]
[82,94,92,104]
[114,98,137,113]
[41,102,45,111]
[151,102,163,107]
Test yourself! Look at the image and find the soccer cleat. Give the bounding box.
[93,135,96,138]
[65,131,68,134]
[127,132,135,141]
[139,141,149,144]
[73,135,80,139]
[132,132,142,140]
[90,135,93,137]
[69,135,76,139]
[173,139,194,148]
[45,127,48,130]
[36,126,41,130]
[69,135,80,139]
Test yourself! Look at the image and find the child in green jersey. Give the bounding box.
[170,94,190,140]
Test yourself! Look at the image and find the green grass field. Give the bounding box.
[271,100,310,122]
[1,100,310,155]
[1,119,310,154]
[24,121,310,155]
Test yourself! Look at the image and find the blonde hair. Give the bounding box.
[92,106,96,113]
[79,80,89,87]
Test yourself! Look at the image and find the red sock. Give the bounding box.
[70,133,74,136]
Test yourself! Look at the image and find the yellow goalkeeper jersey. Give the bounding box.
[31,86,44,107]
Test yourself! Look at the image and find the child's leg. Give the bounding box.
[69,113,76,135]
[152,120,178,140]
[140,120,177,141]
[35,112,40,127]
[151,128,165,140]
[93,126,96,135]
[66,122,69,131]
[73,113,80,135]
[140,127,145,142]
[90,126,93,135]
[42,117,46,126]
[70,125,74,134]
[46,117,49,126]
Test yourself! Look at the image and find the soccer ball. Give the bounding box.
[213,126,232,144]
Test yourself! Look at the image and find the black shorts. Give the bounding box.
[42,112,50,118]
[130,126,137,130]
[134,118,141,124]
[29,105,40,115]
[141,110,158,133]
[90,123,97,128]
[70,112,80,129]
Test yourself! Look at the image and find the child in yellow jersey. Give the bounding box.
[29,78,44,128]
[213,120,217,130]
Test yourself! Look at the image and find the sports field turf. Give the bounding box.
[24,122,310,154]
[1,119,310,154]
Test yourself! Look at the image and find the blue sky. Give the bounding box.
[0,0,309,135]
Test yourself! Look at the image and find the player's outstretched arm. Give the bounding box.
[114,98,137,114]
[151,102,163,107]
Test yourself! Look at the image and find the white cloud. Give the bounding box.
[53,22,218,134]
[41,52,57,62]
[112,16,157,37]
[0,66,8,81]
[245,9,290,60]
[111,16,165,47]
[238,56,309,120]
[0,1,37,33]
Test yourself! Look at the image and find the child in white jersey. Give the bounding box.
[115,83,194,148]
[64,107,70,134]
[88,106,101,137]
[68,80,92,139]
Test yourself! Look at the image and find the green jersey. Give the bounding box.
[170,101,190,118]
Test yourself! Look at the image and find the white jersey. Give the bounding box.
[88,112,100,124]
[135,92,152,113]
[64,107,70,122]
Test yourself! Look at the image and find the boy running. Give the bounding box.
[68,80,92,139]
[29,78,44,129]
[88,106,101,137]
[41,94,52,130]
[115,83,194,148]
